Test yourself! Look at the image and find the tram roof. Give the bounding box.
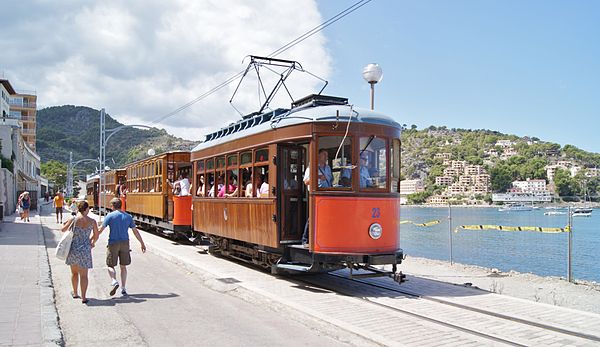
[192,95,400,152]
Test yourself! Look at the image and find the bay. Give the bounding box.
[400,207,600,283]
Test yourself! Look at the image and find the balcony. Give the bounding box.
[20,116,36,122]
[9,101,37,108]
[22,128,36,135]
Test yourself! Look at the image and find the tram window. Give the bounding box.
[196,160,205,196]
[359,136,387,189]
[223,169,239,197]
[216,156,225,170]
[391,139,400,192]
[255,166,269,198]
[255,148,268,163]
[240,152,252,165]
[227,155,238,167]
[197,160,205,173]
[215,171,225,198]
[316,136,353,189]
[206,172,216,197]
[206,158,214,170]
[240,167,253,197]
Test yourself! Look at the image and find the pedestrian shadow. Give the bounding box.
[85,292,179,306]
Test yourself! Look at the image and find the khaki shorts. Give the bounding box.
[106,240,131,267]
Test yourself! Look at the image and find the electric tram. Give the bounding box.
[85,175,99,211]
[120,151,193,237]
[191,94,404,281]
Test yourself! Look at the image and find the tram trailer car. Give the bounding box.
[98,169,127,213]
[85,176,100,212]
[191,94,405,282]
[122,151,193,239]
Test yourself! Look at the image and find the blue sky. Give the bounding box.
[317,1,600,153]
[2,1,598,154]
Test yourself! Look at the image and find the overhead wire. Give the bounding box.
[149,0,373,126]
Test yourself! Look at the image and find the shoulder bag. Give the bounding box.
[55,217,77,260]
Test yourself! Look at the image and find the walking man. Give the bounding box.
[53,191,65,224]
[98,198,146,296]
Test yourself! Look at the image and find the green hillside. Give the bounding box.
[37,105,198,170]
[400,125,600,202]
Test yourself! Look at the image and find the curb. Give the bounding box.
[37,206,64,346]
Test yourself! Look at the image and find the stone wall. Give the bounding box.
[0,168,16,216]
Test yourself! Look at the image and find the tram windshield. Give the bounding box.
[316,136,353,189]
[359,136,387,189]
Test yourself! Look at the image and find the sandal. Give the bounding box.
[71,292,80,299]
[82,299,89,304]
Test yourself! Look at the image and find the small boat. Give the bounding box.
[544,211,566,216]
[498,203,533,212]
[572,208,593,217]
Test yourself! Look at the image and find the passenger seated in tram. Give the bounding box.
[257,173,269,198]
[244,174,253,197]
[196,175,205,196]
[218,174,237,198]
[303,149,333,189]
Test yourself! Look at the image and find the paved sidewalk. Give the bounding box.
[0,204,62,346]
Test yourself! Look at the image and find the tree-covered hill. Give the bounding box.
[401,125,600,201]
[37,105,199,169]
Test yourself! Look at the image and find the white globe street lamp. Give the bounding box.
[147,148,156,156]
[362,63,383,110]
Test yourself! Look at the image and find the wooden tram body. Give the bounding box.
[122,151,192,236]
[191,95,404,279]
[85,175,100,211]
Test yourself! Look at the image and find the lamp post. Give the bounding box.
[98,108,154,220]
[362,63,383,110]
[67,152,101,199]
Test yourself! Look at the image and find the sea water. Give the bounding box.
[400,207,600,283]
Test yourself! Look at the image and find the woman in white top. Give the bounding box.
[257,174,269,198]
[172,173,192,196]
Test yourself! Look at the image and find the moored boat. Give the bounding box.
[498,203,533,212]
[572,208,593,217]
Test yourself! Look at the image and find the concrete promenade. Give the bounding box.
[0,203,61,346]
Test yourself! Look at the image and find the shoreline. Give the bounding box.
[402,255,600,315]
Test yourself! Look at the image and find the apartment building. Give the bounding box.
[459,175,472,185]
[451,160,466,171]
[0,79,43,216]
[464,165,485,176]
[435,176,454,186]
[427,194,449,204]
[512,178,547,193]
[443,168,460,177]
[9,92,37,151]
[434,152,452,161]
[448,183,467,195]
[496,140,513,148]
[399,179,424,195]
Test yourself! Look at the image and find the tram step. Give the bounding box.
[274,263,312,272]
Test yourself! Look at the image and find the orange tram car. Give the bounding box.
[90,94,404,281]
[190,94,404,280]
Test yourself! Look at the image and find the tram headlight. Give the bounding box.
[368,223,382,240]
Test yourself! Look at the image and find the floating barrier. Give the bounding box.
[399,220,441,227]
[457,224,571,233]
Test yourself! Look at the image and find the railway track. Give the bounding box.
[291,271,600,346]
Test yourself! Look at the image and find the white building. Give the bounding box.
[512,178,547,193]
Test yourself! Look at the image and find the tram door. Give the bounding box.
[277,144,306,243]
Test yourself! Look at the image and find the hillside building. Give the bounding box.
[399,179,424,204]
[0,78,45,216]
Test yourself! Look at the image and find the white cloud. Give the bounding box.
[2,0,331,141]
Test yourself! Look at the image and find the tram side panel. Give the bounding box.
[193,199,278,249]
[126,193,165,218]
[312,196,399,254]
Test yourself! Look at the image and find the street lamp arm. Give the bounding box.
[104,124,154,144]
[71,158,100,169]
